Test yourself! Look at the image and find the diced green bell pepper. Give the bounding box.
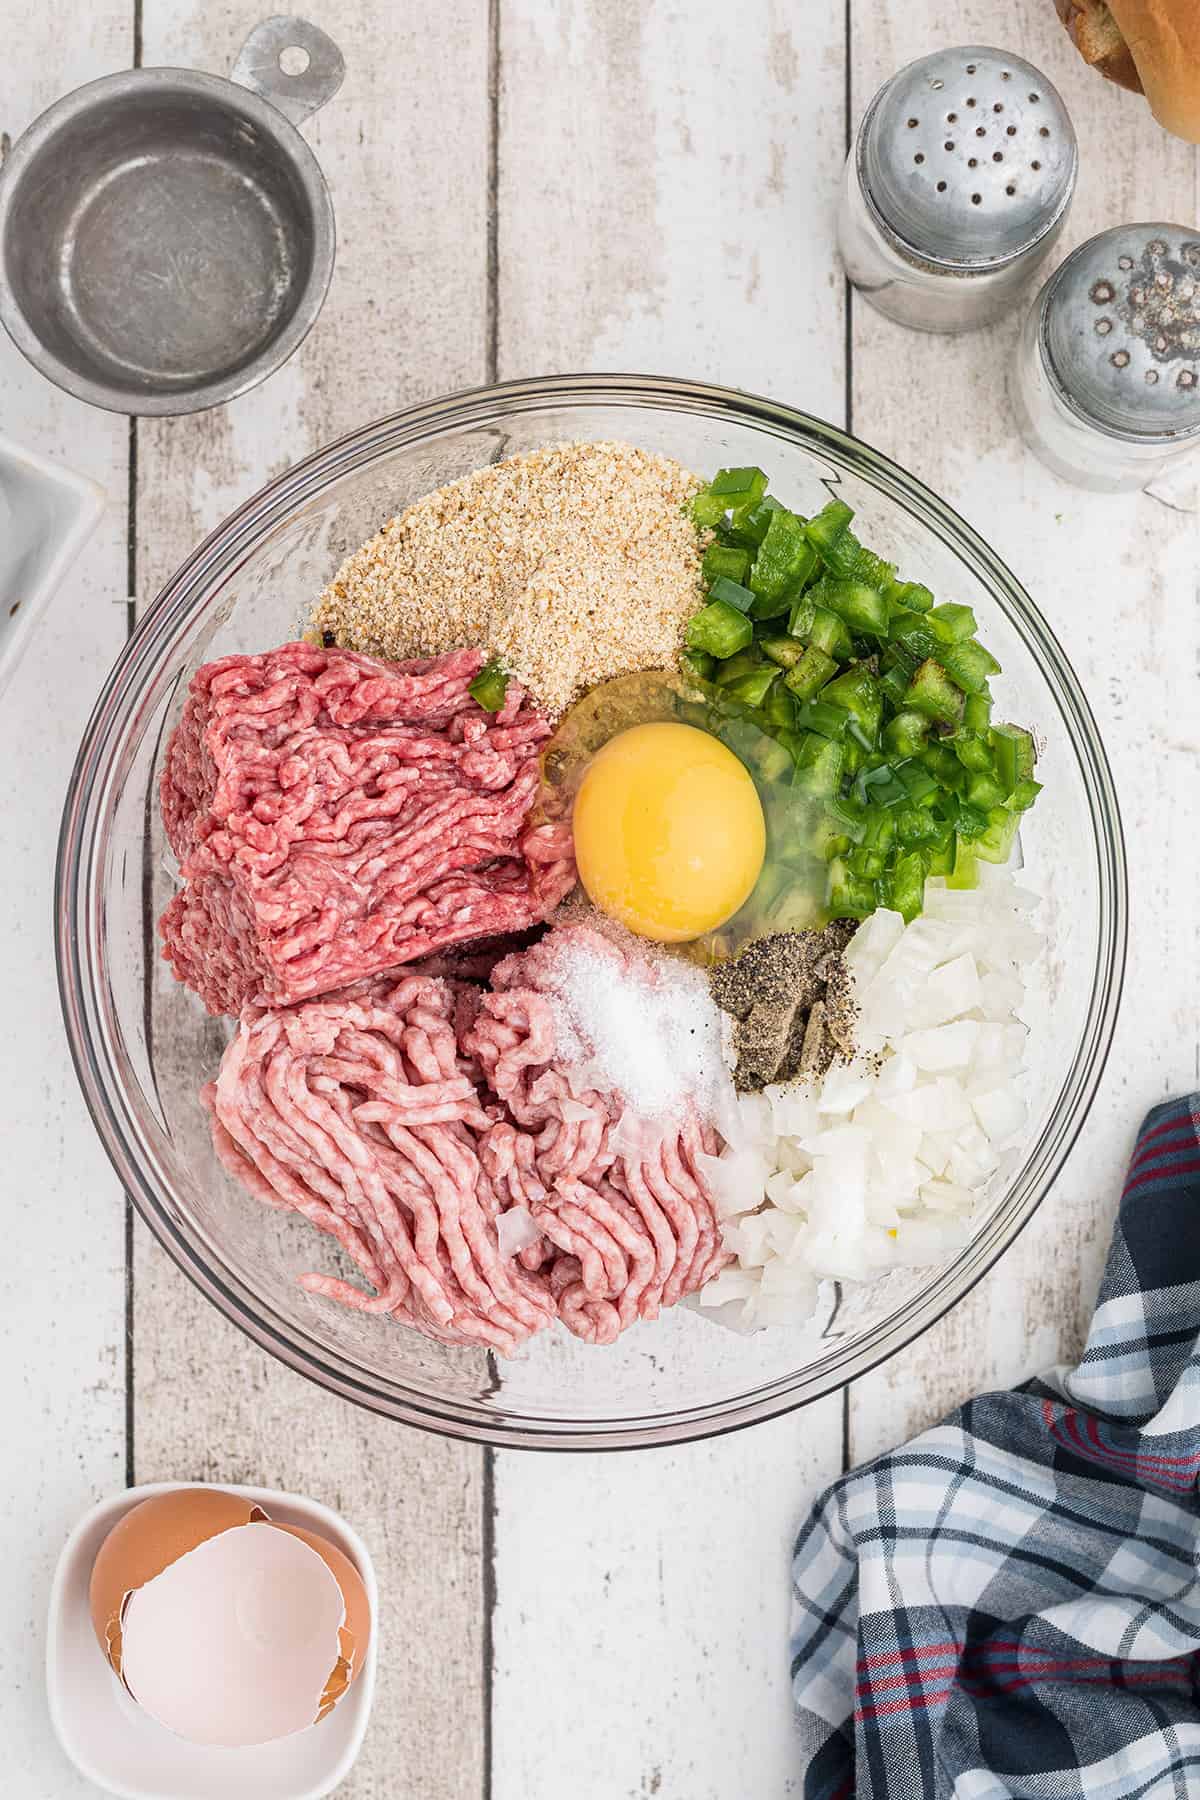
[974,806,1020,865]
[690,491,727,529]
[728,494,784,547]
[920,740,967,793]
[722,667,779,708]
[710,465,768,503]
[861,807,896,853]
[749,508,819,610]
[794,699,851,740]
[752,736,795,784]
[686,599,753,659]
[827,856,876,920]
[787,592,816,640]
[822,578,889,637]
[880,666,910,710]
[883,578,934,614]
[954,730,994,774]
[792,732,845,796]
[894,805,942,848]
[954,801,991,842]
[963,692,993,731]
[707,575,756,613]
[702,542,752,587]
[469,660,509,712]
[823,796,868,846]
[929,602,978,642]
[990,722,1036,795]
[889,615,939,660]
[904,658,965,725]
[852,548,896,592]
[853,762,908,810]
[882,638,919,675]
[811,817,852,862]
[784,645,839,700]
[760,634,805,669]
[760,680,797,732]
[947,839,980,889]
[804,498,854,564]
[690,468,768,528]
[849,845,886,880]
[678,648,715,683]
[713,649,763,685]
[883,710,929,757]
[896,760,940,804]
[817,526,864,581]
[807,606,854,661]
[1008,777,1043,812]
[928,836,956,877]
[887,849,929,923]
[966,770,1007,811]
[820,665,884,742]
[940,637,1001,695]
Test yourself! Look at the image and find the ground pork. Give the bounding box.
[160,642,575,1016]
[205,927,729,1352]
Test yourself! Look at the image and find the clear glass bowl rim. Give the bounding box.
[55,372,1128,1451]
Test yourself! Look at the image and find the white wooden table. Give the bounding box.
[3,5,1197,1795]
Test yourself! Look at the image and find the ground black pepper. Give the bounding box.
[709,924,858,1092]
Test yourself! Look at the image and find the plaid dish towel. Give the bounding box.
[791,1094,1200,1800]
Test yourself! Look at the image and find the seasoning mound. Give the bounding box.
[309,441,705,718]
[514,924,727,1122]
[709,924,857,1092]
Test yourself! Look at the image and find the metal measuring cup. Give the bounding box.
[1011,225,1200,492]
[0,17,344,415]
[839,46,1077,333]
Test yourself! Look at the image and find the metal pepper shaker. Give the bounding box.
[1011,225,1200,492]
[838,47,1077,333]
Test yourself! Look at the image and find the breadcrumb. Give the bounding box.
[308,440,705,717]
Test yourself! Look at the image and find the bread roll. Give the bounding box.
[1054,1,1142,94]
[1054,0,1200,140]
[1108,0,1200,140]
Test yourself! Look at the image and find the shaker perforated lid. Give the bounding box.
[858,47,1076,269]
[1041,225,1200,440]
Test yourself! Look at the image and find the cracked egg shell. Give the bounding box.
[87,1487,370,1747]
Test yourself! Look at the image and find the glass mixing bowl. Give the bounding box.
[57,375,1125,1449]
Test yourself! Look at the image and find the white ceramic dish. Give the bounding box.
[0,432,104,700]
[46,1481,378,1800]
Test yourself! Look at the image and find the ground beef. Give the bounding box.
[205,928,728,1352]
[159,642,575,1016]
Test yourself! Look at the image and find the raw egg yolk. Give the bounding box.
[571,721,766,942]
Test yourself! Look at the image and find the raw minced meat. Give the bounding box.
[205,927,729,1353]
[159,642,575,1016]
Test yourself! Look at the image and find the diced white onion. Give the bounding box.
[697,869,1040,1333]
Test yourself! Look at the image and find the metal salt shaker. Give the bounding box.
[1011,225,1200,492]
[838,47,1077,333]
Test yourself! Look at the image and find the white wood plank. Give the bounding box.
[0,15,132,1795]
[847,2,1200,1460]
[492,7,848,1798]
[131,5,493,1796]
[7,5,1192,1800]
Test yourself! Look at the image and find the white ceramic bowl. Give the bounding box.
[0,433,104,700]
[46,1481,378,1800]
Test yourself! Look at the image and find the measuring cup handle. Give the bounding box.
[231,16,345,127]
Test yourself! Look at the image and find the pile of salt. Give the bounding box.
[537,934,727,1124]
